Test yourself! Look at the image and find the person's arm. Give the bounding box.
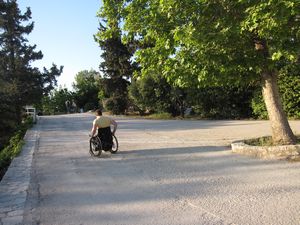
[90,122,98,137]
[111,119,117,135]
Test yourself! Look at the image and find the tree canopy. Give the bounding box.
[120,0,300,144]
[123,0,299,85]
[72,69,100,111]
[94,0,134,114]
[0,0,62,148]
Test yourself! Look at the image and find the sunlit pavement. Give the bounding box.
[10,114,300,224]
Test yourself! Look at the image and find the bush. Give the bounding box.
[279,65,300,119]
[83,102,97,112]
[244,136,273,146]
[244,135,300,146]
[251,64,300,119]
[129,76,187,117]
[188,85,255,119]
[0,117,33,180]
[104,96,128,115]
[251,89,268,119]
[146,113,172,120]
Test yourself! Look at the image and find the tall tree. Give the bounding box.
[42,87,73,115]
[124,0,300,145]
[95,0,132,114]
[73,70,100,111]
[129,73,187,116]
[0,0,62,114]
[0,0,62,147]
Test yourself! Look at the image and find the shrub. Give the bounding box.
[104,96,128,115]
[0,117,33,180]
[251,64,300,119]
[146,113,172,120]
[279,65,300,119]
[244,135,300,146]
[251,89,268,119]
[188,85,255,119]
[83,102,97,112]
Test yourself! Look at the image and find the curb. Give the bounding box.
[231,141,300,160]
[0,128,39,225]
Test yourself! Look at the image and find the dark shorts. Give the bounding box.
[97,127,113,150]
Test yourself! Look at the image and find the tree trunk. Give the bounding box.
[261,71,296,145]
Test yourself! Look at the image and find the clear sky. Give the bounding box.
[18,0,103,90]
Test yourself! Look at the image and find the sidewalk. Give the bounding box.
[0,129,39,225]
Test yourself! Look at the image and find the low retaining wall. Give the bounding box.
[231,141,300,160]
[0,129,39,225]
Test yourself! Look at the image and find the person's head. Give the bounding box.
[95,109,102,116]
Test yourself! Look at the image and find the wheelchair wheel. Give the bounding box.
[89,136,102,157]
[110,134,119,154]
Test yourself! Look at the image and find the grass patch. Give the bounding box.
[0,117,33,180]
[244,135,300,146]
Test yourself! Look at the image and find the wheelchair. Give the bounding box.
[89,132,118,157]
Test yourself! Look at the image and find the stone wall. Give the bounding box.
[231,141,300,160]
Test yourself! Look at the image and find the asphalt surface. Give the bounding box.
[22,113,300,225]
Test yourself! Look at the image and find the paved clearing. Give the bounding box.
[24,114,300,225]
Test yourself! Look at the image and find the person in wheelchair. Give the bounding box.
[90,109,117,151]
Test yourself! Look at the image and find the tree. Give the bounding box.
[0,74,16,149]
[0,0,62,148]
[1,0,40,122]
[42,87,73,115]
[129,73,187,116]
[188,85,255,119]
[278,64,300,118]
[95,0,133,114]
[72,70,100,111]
[252,63,300,119]
[123,0,300,145]
[0,0,63,109]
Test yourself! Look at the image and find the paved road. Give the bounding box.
[23,114,300,225]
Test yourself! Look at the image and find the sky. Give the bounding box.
[18,0,103,90]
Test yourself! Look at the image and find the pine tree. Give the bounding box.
[95,0,132,114]
[0,0,62,148]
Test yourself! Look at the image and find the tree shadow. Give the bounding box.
[31,114,300,224]
[39,114,269,133]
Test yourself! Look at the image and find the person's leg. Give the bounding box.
[98,127,112,150]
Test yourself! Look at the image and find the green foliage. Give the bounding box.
[244,136,274,146]
[72,70,100,111]
[251,89,268,119]
[0,117,33,180]
[122,0,300,97]
[95,0,300,124]
[189,85,255,119]
[42,87,74,115]
[252,64,300,119]
[129,72,255,119]
[83,102,97,112]
[279,64,300,118]
[0,1,62,147]
[0,1,62,110]
[128,74,187,116]
[244,135,300,146]
[41,65,64,96]
[123,0,300,87]
[95,0,133,114]
[0,79,18,149]
[146,112,172,120]
[123,0,300,144]
[104,95,128,115]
